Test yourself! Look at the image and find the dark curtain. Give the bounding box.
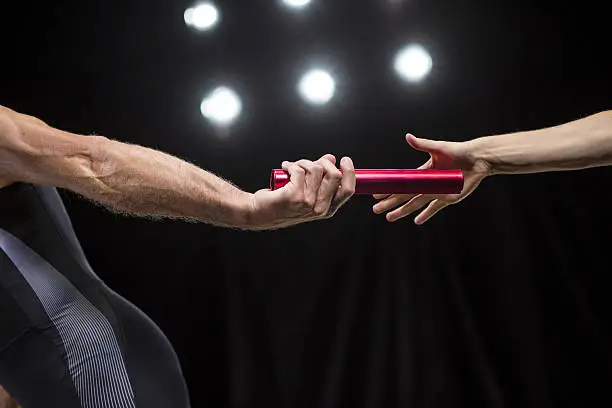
[62,169,612,408]
[3,0,612,406]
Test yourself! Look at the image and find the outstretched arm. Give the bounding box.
[0,106,355,230]
[373,110,612,224]
[469,110,612,174]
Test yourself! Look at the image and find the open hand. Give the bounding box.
[373,134,491,224]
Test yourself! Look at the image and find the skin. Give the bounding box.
[0,105,356,404]
[0,386,18,408]
[373,110,612,224]
[0,105,356,230]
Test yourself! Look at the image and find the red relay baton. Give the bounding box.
[270,169,464,195]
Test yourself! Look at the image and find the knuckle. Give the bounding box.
[343,166,356,175]
[330,169,342,181]
[341,185,355,196]
[298,196,315,209]
[447,194,460,203]
[313,205,327,216]
[312,164,324,174]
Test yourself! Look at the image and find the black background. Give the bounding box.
[2,0,612,406]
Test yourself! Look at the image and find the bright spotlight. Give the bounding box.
[282,0,312,8]
[298,69,336,105]
[200,87,242,126]
[184,3,219,31]
[394,44,432,83]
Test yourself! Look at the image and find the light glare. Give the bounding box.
[201,87,242,126]
[298,69,336,105]
[394,44,432,83]
[282,0,311,8]
[184,3,219,31]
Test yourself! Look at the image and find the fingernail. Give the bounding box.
[341,156,353,166]
[372,205,380,214]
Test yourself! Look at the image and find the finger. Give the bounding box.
[330,156,356,213]
[387,194,433,222]
[281,161,306,194]
[414,199,448,225]
[373,194,390,199]
[319,154,337,165]
[314,157,342,215]
[296,159,324,208]
[372,158,432,201]
[372,193,416,214]
[417,158,434,170]
[406,134,444,154]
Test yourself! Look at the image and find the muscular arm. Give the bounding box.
[0,106,255,228]
[470,110,612,175]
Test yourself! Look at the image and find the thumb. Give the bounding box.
[406,133,443,154]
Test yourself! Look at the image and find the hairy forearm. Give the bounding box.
[470,110,612,175]
[1,113,255,228]
[84,137,254,227]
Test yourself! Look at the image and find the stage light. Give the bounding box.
[200,87,242,126]
[394,44,432,83]
[298,69,336,105]
[282,0,311,9]
[184,3,219,31]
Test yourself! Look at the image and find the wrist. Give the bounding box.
[230,191,258,230]
[193,189,257,230]
[464,136,497,176]
[238,191,290,231]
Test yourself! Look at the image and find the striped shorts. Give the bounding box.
[0,228,191,407]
